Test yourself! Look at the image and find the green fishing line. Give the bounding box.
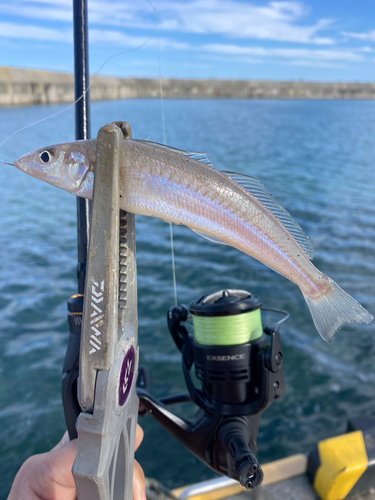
[193,309,263,346]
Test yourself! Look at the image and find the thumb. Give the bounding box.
[133,459,146,500]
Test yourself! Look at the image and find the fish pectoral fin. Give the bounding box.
[189,228,228,246]
[221,171,315,260]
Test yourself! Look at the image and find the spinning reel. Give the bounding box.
[137,289,289,490]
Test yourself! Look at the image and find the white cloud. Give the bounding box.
[355,46,374,53]
[0,0,140,27]
[0,0,335,45]
[0,3,72,22]
[284,60,347,68]
[153,0,334,44]
[18,0,71,4]
[202,43,364,62]
[0,21,71,42]
[181,62,214,69]
[0,20,190,52]
[342,30,375,42]
[89,29,190,51]
[199,54,263,65]
[127,59,158,67]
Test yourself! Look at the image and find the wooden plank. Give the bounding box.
[172,454,308,500]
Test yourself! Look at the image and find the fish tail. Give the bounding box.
[303,278,373,343]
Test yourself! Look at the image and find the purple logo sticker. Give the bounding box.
[118,346,135,406]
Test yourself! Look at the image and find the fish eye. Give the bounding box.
[39,151,51,163]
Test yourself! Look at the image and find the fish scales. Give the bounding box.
[13,136,373,343]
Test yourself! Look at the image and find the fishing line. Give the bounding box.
[148,0,178,306]
[148,0,167,146]
[0,40,150,165]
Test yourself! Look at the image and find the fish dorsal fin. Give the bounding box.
[137,140,213,167]
[222,171,315,260]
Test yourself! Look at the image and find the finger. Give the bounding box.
[134,424,144,451]
[10,439,78,500]
[132,459,146,500]
[44,438,78,490]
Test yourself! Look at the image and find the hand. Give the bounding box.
[8,424,145,500]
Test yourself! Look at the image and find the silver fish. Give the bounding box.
[14,138,373,343]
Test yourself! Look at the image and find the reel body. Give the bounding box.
[137,290,288,490]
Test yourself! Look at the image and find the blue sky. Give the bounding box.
[0,0,374,81]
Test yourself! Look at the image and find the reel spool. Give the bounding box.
[137,289,289,490]
[190,290,263,407]
[191,289,263,346]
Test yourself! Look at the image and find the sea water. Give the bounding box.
[0,99,374,497]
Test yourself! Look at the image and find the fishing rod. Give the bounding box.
[61,0,91,441]
[73,0,91,297]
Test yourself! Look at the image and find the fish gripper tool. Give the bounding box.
[66,122,138,500]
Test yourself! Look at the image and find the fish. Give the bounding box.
[13,136,373,343]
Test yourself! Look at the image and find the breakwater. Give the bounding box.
[1,66,375,106]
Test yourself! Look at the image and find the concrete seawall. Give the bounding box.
[1,66,375,106]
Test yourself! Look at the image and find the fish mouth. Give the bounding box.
[14,155,60,184]
[14,156,39,176]
[14,157,26,172]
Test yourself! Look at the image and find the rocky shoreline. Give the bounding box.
[1,67,374,106]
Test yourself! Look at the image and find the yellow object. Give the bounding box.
[314,431,368,500]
